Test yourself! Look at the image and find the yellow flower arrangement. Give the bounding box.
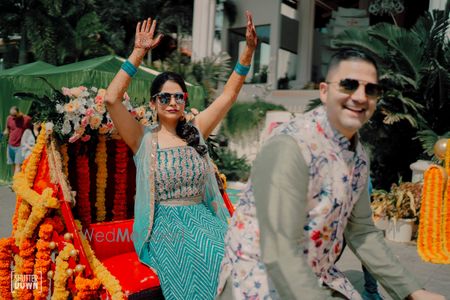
[52,243,75,300]
[95,135,108,222]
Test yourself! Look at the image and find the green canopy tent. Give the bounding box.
[0,55,205,182]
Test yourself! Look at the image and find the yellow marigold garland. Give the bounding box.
[60,144,69,178]
[0,238,14,300]
[418,165,450,263]
[12,174,59,245]
[95,135,108,222]
[52,243,75,300]
[24,125,47,187]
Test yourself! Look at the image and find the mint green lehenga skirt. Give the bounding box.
[142,202,227,300]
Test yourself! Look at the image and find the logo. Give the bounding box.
[11,271,43,292]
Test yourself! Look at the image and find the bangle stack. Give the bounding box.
[234,62,251,76]
[121,60,138,77]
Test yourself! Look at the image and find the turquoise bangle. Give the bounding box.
[121,60,138,77]
[234,62,251,76]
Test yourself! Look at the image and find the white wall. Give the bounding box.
[227,0,282,89]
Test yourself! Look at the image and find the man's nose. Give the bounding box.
[352,85,368,102]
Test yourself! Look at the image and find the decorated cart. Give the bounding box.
[0,86,234,299]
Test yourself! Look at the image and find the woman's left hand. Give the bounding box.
[245,11,258,50]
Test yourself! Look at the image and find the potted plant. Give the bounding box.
[371,181,422,242]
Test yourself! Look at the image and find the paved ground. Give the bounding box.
[1,184,449,298]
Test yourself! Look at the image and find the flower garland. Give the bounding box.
[112,139,128,221]
[60,144,69,178]
[74,276,101,300]
[76,221,124,300]
[24,125,47,186]
[0,238,14,300]
[76,144,91,226]
[417,165,450,263]
[442,139,450,255]
[15,238,36,300]
[52,243,75,300]
[33,223,54,300]
[95,135,108,222]
[12,173,59,245]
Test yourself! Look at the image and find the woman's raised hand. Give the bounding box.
[134,18,163,51]
[245,11,258,50]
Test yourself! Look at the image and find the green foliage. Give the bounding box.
[153,51,231,107]
[0,0,195,65]
[223,101,286,137]
[213,148,251,182]
[331,7,450,188]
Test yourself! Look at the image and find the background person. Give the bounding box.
[3,106,30,174]
[20,119,41,161]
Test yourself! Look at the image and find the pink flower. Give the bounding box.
[69,87,82,97]
[85,108,95,116]
[79,86,87,91]
[62,87,71,96]
[69,134,81,143]
[81,135,91,142]
[95,95,104,104]
[81,116,89,127]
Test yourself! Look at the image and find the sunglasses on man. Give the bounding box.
[326,78,382,100]
[152,92,188,105]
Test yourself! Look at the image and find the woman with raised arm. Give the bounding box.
[105,12,257,300]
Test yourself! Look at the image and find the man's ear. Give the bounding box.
[319,82,328,105]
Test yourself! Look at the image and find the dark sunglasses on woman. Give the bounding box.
[327,78,382,100]
[152,92,188,105]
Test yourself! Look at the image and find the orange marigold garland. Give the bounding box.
[33,224,54,300]
[76,144,91,226]
[418,165,450,263]
[112,139,128,221]
[95,135,108,222]
[74,276,101,300]
[442,139,450,254]
[15,238,36,300]
[0,238,14,300]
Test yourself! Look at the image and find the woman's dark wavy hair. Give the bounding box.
[150,71,207,156]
